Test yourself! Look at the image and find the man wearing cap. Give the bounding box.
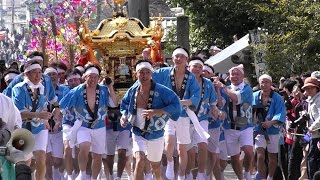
[215,64,253,180]
[61,68,83,180]
[152,47,200,180]
[301,77,320,179]
[186,57,219,180]
[121,60,181,180]
[252,74,286,180]
[4,51,61,121]
[11,61,52,180]
[43,65,69,180]
[60,63,118,180]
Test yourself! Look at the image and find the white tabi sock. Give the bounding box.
[177,175,185,180]
[186,173,193,180]
[145,172,152,180]
[244,171,252,180]
[267,175,273,180]
[165,161,175,180]
[75,171,86,180]
[197,172,205,180]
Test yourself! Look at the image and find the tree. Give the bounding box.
[167,0,320,78]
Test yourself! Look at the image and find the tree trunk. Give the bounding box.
[128,0,150,27]
[176,15,190,52]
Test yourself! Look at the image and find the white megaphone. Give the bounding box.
[7,128,35,155]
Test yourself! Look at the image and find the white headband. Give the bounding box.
[44,67,58,75]
[27,56,43,62]
[229,64,244,74]
[136,62,153,72]
[75,66,85,73]
[57,68,66,73]
[203,65,213,74]
[24,64,42,73]
[189,60,204,67]
[83,67,99,77]
[172,48,188,58]
[259,74,272,83]
[67,74,81,81]
[4,73,18,82]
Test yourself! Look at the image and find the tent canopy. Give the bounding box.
[205,34,250,73]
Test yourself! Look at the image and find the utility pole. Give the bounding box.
[0,0,3,27]
[11,0,14,32]
[96,0,101,24]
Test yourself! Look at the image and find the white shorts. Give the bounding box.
[47,132,64,158]
[255,134,280,153]
[104,129,131,155]
[187,121,209,150]
[132,134,164,162]
[33,129,48,152]
[77,127,106,154]
[224,127,253,156]
[126,138,133,156]
[207,127,220,154]
[62,124,72,141]
[218,140,228,161]
[164,117,191,144]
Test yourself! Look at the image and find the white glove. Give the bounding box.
[5,143,28,164]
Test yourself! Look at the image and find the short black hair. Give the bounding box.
[283,79,297,93]
[134,59,153,69]
[27,51,44,60]
[57,62,68,71]
[66,68,82,78]
[189,56,204,62]
[3,69,20,77]
[204,63,215,74]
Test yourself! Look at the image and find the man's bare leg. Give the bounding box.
[178,144,188,178]
[165,134,176,179]
[91,153,102,179]
[134,152,146,180]
[256,148,266,179]
[150,161,162,180]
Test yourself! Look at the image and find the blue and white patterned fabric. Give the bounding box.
[222,82,254,131]
[152,67,200,117]
[121,81,181,140]
[60,84,113,129]
[253,90,286,135]
[12,81,47,134]
[4,73,57,105]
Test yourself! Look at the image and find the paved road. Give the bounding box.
[98,163,241,179]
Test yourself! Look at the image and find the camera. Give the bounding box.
[290,113,310,129]
[0,118,11,156]
[105,77,112,85]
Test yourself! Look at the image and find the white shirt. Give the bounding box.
[0,93,22,131]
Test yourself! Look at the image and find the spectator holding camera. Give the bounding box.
[301,77,320,179]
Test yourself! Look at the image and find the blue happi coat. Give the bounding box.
[60,84,113,129]
[12,81,47,134]
[253,90,286,135]
[194,77,217,122]
[223,82,254,130]
[152,67,200,117]
[4,74,57,105]
[121,81,181,140]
